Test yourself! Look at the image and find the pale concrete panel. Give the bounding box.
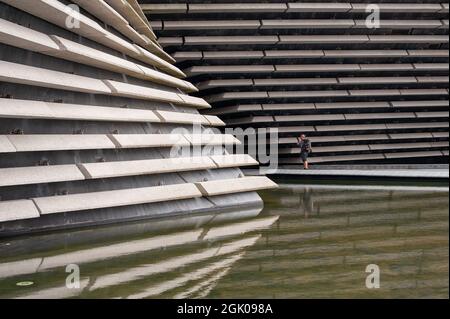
[316,124,388,131]
[141,3,188,14]
[288,3,351,12]
[387,122,448,129]
[370,143,433,150]
[391,100,449,107]
[106,80,183,104]
[433,132,450,138]
[408,50,449,57]
[188,3,287,13]
[226,116,274,125]
[316,102,390,109]
[309,145,370,153]
[0,200,40,223]
[276,64,360,72]
[275,114,345,122]
[359,64,414,71]
[351,3,443,13]
[195,177,277,197]
[416,76,449,83]
[261,19,354,29]
[385,151,443,159]
[184,36,279,45]
[187,65,275,75]
[48,103,160,123]
[324,50,407,58]
[34,183,203,215]
[156,110,210,125]
[8,135,116,152]
[0,165,85,187]
[339,77,417,84]
[0,136,16,153]
[269,90,348,98]
[349,89,401,96]
[416,112,450,118]
[400,89,448,96]
[255,78,338,86]
[390,133,433,139]
[414,63,449,71]
[203,104,263,115]
[184,134,241,146]
[0,98,161,123]
[80,156,217,179]
[177,94,211,109]
[265,50,324,58]
[203,51,265,60]
[280,35,368,43]
[263,103,315,110]
[0,18,60,53]
[210,154,259,168]
[203,115,226,127]
[312,134,389,142]
[173,52,203,61]
[369,35,448,43]
[198,79,254,90]
[354,20,443,29]
[164,20,261,30]
[157,37,184,46]
[0,60,112,94]
[207,92,269,103]
[345,112,416,120]
[310,154,386,163]
[110,134,191,148]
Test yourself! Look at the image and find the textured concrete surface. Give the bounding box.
[145,0,449,166]
[0,1,270,236]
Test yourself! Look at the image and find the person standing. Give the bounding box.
[298,134,312,170]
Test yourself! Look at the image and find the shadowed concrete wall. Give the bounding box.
[143,0,449,166]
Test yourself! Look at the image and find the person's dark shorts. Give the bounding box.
[300,152,310,162]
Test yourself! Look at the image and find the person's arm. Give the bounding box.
[307,140,312,152]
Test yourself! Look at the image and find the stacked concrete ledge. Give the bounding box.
[0,0,276,236]
[144,0,449,166]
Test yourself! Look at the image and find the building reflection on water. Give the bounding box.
[0,184,448,299]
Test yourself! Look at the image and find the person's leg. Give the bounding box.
[301,153,309,169]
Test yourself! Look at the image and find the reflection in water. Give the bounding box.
[0,184,448,299]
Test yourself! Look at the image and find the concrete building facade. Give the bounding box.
[0,0,276,236]
[142,0,449,166]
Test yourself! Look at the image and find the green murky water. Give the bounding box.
[0,183,448,299]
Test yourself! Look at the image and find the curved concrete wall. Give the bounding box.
[0,0,276,236]
[144,0,449,166]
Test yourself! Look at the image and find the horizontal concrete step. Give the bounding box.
[0,200,40,223]
[0,98,222,125]
[0,60,209,109]
[0,133,240,153]
[0,165,85,187]
[33,183,203,215]
[173,50,448,62]
[195,176,278,196]
[144,3,447,14]
[0,154,259,187]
